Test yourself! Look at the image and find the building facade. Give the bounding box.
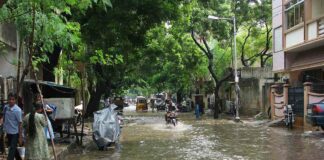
[272,0,324,86]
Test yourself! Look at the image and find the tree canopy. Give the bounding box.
[0,0,273,116]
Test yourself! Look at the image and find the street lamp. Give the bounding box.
[208,15,240,122]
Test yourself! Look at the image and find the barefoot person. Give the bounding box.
[23,102,50,160]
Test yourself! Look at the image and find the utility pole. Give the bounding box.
[208,15,240,122]
[233,16,240,122]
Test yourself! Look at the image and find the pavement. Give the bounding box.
[0,123,93,160]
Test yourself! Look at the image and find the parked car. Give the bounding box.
[307,100,324,129]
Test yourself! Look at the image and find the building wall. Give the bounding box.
[312,0,324,18]
[272,0,285,72]
[272,0,283,29]
[0,23,18,78]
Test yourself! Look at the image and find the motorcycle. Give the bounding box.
[74,104,83,126]
[283,104,295,129]
[166,111,177,126]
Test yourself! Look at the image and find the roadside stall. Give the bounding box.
[22,79,77,138]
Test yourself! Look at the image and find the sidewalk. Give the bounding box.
[54,123,92,160]
[0,123,92,160]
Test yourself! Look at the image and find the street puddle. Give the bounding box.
[150,121,192,132]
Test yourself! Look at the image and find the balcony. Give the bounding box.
[307,16,324,40]
[285,16,324,53]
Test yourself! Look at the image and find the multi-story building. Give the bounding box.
[272,0,324,85]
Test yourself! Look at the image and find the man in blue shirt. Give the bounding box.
[4,93,22,160]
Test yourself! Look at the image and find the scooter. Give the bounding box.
[283,104,295,129]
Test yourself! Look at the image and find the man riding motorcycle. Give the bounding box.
[164,99,178,125]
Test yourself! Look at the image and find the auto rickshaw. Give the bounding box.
[136,96,148,111]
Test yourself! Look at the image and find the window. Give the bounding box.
[285,0,304,29]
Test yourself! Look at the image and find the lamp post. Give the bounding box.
[208,15,240,121]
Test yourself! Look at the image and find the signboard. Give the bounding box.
[44,98,75,119]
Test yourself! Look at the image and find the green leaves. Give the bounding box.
[89,49,123,65]
[32,54,49,72]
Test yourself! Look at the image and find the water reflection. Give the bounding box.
[65,112,324,160]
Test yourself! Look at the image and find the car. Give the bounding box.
[154,98,165,111]
[307,100,324,129]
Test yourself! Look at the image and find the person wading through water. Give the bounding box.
[23,102,50,160]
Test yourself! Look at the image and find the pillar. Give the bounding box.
[283,84,290,105]
[304,82,312,128]
[270,85,278,120]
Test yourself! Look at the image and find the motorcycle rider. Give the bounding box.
[165,99,177,123]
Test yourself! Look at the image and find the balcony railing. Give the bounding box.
[319,18,324,37]
[307,15,324,41]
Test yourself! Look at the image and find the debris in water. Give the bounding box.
[302,131,313,137]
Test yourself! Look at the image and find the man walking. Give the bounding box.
[3,93,22,160]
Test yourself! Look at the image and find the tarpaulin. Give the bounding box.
[92,104,120,148]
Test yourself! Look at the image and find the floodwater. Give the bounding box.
[65,107,324,160]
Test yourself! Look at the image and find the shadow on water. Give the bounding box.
[65,111,324,160]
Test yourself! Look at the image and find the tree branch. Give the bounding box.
[190,29,209,56]
[202,37,213,58]
[241,25,253,67]
[218,69,233,87]
[260,23,272,67]
[202,37,218,83]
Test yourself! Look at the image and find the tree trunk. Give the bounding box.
[176,90,182,104]
[213,85,221,119]
[85,81,107,117]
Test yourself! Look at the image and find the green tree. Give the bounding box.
[0,0,108,96]
[236,0,272,67]
[141,19,209,102]
[71,0,182,116]
[189,0,234,119]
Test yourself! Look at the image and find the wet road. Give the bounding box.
[65,107,324,160]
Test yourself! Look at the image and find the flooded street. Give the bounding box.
[65,107,324,160]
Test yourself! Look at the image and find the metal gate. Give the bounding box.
[288,87,304,116]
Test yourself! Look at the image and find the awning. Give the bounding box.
[24,79,76,98]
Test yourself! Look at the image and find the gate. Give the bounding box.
[288,87,304,116]
[311,82,324,93]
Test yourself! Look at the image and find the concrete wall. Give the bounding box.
[0,23,18,78]
[238,67,274,116]
[239,78,260,115]
[0,23,17,48]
